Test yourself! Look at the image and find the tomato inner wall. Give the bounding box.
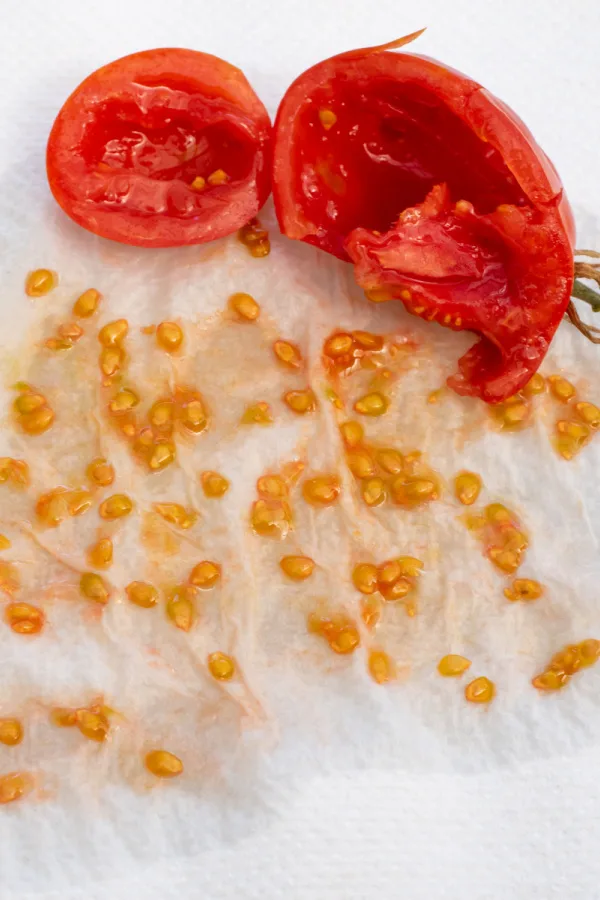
[296,78,528,254]
[80,98,255,185]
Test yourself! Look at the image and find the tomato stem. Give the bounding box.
[572,279,600,311]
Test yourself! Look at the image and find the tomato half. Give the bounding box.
[273,37,574,402]
[47,49,272,248]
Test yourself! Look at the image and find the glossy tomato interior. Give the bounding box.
[287,79,528,259]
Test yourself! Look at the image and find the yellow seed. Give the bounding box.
[346,449,375,479]
[14,392,45,415]
[156,321,184,353]
[532,670,568,691]
[0,457,30,486]
[280,555,315,581]
[390,476,438,506]
[50,707,77,727]
[324,332,354,358]
[504,578,543,602]
[485,503,512,525]
[273,339,302,369]
[108,388,139,415]
[454,471,482,506]
[284,388,316,414]
[241,402,273,425]
[0,535,10,550]
[201,470,230,498]
[45,336,74,352]
[397,556,424,577]
[0,562,19,595]
[257,474,288,499]
[99,346,125,377]
[26,268,56,297]
[59,322,84,342]
[352,563,378,595]
[76,708,109,742]
[68,489,93,518]
[574,401,600,428]
[250,498,293,539]
[238,219,270,257]
[302,475,341,506]
[324,387,343,409]
[330,626,360,655]
[365,288,392,303]
[208,651,236,680]
[166,586,196,632]
[87,538,113,569]
[360,595,382,630]
[352,331,384,352]
[437,654,472,677]
[378,559,402,588]
[464,676,495,703]
[361,476,387,507]
[73,288,101,318]
[86,457,115,487]
[376,448,404,475]
[145,749,183,778]
[0,719,24,746]
[207,168,229,185]
[5,602,44,634]
[99,319,128,347]
[35,487,72,527]
[498,398,531,428]
[379,576,411,602]
[339,421,364,448]
[318,108,337,130]
[178,395,207,434]
[147,440,176,472]
[354,392,389,417]
[153,503,197,530]
[368,650,395,684]
[189,560,221,589]
[548,375,576,402]
[126,581,158,608]
[80,572,110,604]
[0,773,30,805]
[148,399,174,432]
[190,175,206,190]
[19,405,55,435]
[579,638,600,667]
[228,292,260,321]
[523,372,545,396]
[99,493,134,520]
[488,547,521,574]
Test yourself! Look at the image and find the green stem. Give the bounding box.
[572,279,600,312]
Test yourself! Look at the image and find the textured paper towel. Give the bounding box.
[1,2,600,899]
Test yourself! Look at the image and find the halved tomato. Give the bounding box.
[272,35,574,402]
[47,48,272,248]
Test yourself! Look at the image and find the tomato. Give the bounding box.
[272,35,574,403]
[47,49,272,248]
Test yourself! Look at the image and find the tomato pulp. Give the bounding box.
[47,49,272,248]
[273,40,574,402]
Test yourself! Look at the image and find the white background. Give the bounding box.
[1,1,600,897]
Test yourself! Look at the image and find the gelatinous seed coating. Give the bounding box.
[523,373,545,396]
[318,108,337,130]
[280,555,315,581]
[68,489,93,517]
[361,477,387,507]
[147,440,176,472]
[177,392,208,434]
[390,476,439,507]
[109,388,139,415]
[148,399,174,433]
[126,581,158,608]
[25,268,56,297]
[284,388,316,414]
[437,654,472,677]
[50,707,77,727]
[35,488,71,527]
[87,538,113,569]
[86,457,115,487]
[241,402,273,425]
[354,392,389,417]
[368,650,395,684]
[339,420,364,448]
[76,708,109,742]
[208,651,236,681]
[360,595,382,630]
[5,602,44,635]
[273,339,302,369]
[257,474,288,499]
[478,503,528,574]
[324,332,354,358]
[0,773,30,805]
[548,375,576,402]
[200,471,230,498]
[166,587,196,632]
[504,578,543,602]
[80,572,110,604]
[228,292,260,321]
[454,471,482,506]
[189,561,221,589]
[156,322,184,353]
[574,401,600,429]
[73,288,101,318]
[153,503,197,529]
[555,419,591,460]
[302,475,341,506]
[145,749,183,778]
[0,718,24,746]
[376,448,404,475]
[346,449,375,479]
[98,319,128,347]
[0,457,30,486]
[238,218,270,258]
[352,330,384,352]
[250,499,292,539]
[99,494,133,519]
[16,395,55,435]
[532,638,600,691]
[490,394,531,431]
[14,392,45,416]
[99,346,125,377]
[352,563,378,595]
[464,676,495,703]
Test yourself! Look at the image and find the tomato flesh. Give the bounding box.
[273,48,574,402]
[47,49,272,248]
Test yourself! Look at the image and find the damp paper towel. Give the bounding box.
[1,153,600,900]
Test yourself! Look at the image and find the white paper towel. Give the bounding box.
[1,2,600,898]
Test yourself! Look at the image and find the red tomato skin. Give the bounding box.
[273,48,574,402]
[47,49,272,248]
